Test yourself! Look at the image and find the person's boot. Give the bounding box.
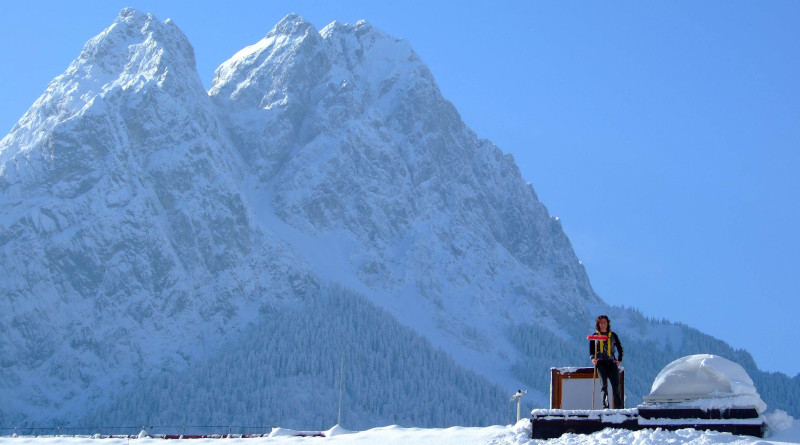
[602,387,609,409]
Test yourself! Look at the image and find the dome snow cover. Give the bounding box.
[645,354,767,413]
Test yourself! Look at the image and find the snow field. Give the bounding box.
[1,415,798,445]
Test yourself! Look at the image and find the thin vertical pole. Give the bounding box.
[338,357,344,426]
[592,340,598,410]
[510,390,526,423]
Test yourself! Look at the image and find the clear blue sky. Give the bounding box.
[2,1,798,376]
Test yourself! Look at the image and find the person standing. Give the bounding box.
[589,315,624,409]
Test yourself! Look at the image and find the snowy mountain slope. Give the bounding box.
[208,13,602,392]
[0,9,797,428]
[0,9,318,426]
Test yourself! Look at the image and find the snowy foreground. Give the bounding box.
[2,415,799,445]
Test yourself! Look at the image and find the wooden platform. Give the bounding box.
[637,404,765,438]
[531,406,765,439]
[531,409,638,439]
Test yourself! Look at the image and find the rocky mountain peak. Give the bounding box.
[0,8,201,160]
[77,7,197,87]
[266,13,316,38]
[209,15,326,109]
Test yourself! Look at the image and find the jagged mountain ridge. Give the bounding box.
[0,9,796,427]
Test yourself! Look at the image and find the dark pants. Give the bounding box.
[596,360,622,409]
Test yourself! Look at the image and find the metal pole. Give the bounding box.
[510,390,526,422]
[338,357,344,426]
[592,340,598,410]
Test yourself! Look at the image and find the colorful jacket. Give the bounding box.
[589,331,623,362]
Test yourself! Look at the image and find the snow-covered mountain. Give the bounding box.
[0,9,797,429]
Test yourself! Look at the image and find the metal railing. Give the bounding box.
[0,425,278,438]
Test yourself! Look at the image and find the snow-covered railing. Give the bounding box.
[0,425,269,438]
[0,424,354,439]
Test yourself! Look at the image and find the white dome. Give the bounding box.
[646,354,766,413]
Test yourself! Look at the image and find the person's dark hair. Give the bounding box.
[595,315,611,332]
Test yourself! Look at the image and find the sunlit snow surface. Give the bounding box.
[1,415,799,445]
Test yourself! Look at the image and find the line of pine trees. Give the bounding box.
[79,285,510,432]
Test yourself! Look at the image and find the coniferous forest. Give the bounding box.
[80,285,509,432]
